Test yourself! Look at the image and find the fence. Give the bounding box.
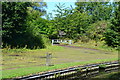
[52,39,72,45]
[16,61,119,80]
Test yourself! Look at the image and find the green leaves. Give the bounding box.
[75,2,114,22]
[104,2,120,48]
[2,2,47,49]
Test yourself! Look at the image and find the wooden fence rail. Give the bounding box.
[52,39,72,45]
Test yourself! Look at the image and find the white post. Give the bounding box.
[64,40,67,43]
[69,40,72,45]
[52,40,54,46]
[61,40,62,43]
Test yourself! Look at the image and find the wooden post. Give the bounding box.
[46,53,52,66]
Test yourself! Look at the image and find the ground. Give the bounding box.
[1,43,118,79]
[2,45,118,70]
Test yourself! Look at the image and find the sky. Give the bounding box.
[42,1,77,18]
[42,0,113,19]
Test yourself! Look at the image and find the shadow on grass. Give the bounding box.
[90,72,120,80]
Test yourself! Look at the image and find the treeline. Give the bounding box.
[47,2,120,48]
[2,2,48,49]
[2,2,120,49]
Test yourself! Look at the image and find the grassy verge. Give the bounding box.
[2,45,64,54]
[71,40,118,52]
[1,58,118,79]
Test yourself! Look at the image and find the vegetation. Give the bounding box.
[2,58,118,79]
[99,64,106,68]
[2,45,118,69]
[92,71,120,80]
[2,44,118,79]
[2,2,120,49]
[1,1,120,79]
[71,40,118,52]
[2,2,47,49]
[104,2,120,48]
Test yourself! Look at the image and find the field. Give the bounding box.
[1,42,119,79]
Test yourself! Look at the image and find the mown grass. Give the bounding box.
[1,58,118,79]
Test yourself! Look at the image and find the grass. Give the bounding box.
[1,58,118,79]
[99,64,107,68]
[2,46,117,69]
[1,42,119,79]
[71,40,118,52]
[2,45,65,69]
[92,71,120,80]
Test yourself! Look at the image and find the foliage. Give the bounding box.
[99,64,106,68]
[104,2,120,48]
[47,2,116,43]
[2,2,119,49]
[2,2,47,49]
[49,3,91,40]
[87,20,110,43]
[75,2,114,22]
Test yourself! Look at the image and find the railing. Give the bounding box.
[52,39,72,45]
[15,61,119,80]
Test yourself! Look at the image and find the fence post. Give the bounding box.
[52,40,54,46]
[69,40,72,45]
[61,40,62,43]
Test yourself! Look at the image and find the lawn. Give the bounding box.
[1,43,118,79]
[70,40,118,52]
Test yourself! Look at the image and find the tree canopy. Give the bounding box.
[2,2,119,49]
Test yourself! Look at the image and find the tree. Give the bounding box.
[2,2,31,47]
[2,2,47,49]
[104,2,120,48]
[51,3,91,40]
[87,20,110,46]
[75,2,114,23]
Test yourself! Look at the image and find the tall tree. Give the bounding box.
[2,2,31,47]
[75,2,114,23]
[51,3,91,39]
[104,2,120,48]
[2,2,47,49]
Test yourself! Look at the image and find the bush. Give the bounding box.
[104,29,120,48]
